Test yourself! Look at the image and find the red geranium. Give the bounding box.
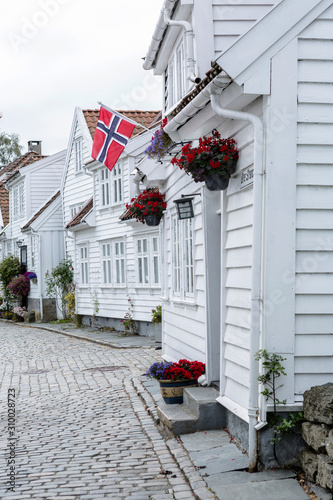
[171,130,238,183]
[125,189,167,223]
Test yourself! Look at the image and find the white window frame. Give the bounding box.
[114,239,126,286]
[69,203,84,220]
[30,235,36,269]
[12,182,25,219]
[171,216,194,301]
[79,244,89,286]
[101,241,112,285]
[112,162,122,205]
[74,138,83,173]
[135,234,160,288]
[166,36,186,111]
[100,167,111,207]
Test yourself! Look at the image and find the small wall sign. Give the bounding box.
[240,167,254,189]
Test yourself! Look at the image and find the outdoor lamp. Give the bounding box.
[16,240,24,248]
[174,196,195,220]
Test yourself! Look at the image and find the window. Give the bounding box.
[70,203,84,220]
[100,168,110,207]
[79,245,89,285]
[112,162,122,204]
[99,164,122,208]
[30,235,36,269]
[166,37,186,110]
[101,242,112,285]
[172,216,194,300]
[135,235,160,287]
[13,182,24,218]
[100,239,126,286]
[74,138,83,173]
[114,240,125,285]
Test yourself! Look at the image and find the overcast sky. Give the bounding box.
[1,0,163,156]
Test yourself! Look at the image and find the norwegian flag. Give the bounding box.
[91,106,136,171]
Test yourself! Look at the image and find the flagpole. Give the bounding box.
[97,102,151,132]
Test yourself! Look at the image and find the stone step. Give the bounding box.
[157,386,226,436]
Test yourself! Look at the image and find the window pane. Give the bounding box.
[143,239,148,253]
[118,179,122,201]
[138,257,143,283]
[116,261,120,283]
[153,237,158,252]
[108,261,111,283]
[137,240,141,253]
[144,257,148,284]
[154,256,159,284]
[103,261,107,283]
[121,259,125,283]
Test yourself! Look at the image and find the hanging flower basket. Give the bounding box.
[171,130,238,191]
[125,189,167,225]
[144,118,173,161]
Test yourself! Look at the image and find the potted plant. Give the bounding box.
[151,305,162,324]
[145,359,205,404]
[171,130,239,191]
[0,300,14,319]
[13,306,27,322]
[125,189,167,226]
[144,118,173,160]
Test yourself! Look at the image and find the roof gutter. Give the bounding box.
[143,0,200,84]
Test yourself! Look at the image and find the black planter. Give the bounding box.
[205,175,229,191]
[144,215,161,226]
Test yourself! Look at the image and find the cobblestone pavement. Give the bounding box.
[0,322,202,499]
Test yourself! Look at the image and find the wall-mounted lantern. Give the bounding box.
[174,193,201,220]
[16,240,24,248]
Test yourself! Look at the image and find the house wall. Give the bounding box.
[28,160,64,217]
[218,99,260,411]
[62,117,94,258]
[160,159,206,363]
[294,10,333,400]
[70,138,162,335]
[212,0,278,57]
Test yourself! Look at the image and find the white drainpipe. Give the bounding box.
[210,93,265,472]
[163,1,199,84]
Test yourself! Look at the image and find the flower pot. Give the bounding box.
[144,215,161,226]
[159,379,198,404]
[205,174,229,191]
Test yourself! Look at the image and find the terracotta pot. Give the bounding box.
[159,378,198,404]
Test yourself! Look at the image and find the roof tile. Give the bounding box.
[82,109,161,140]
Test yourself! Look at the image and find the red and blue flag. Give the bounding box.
[92,106,136,171]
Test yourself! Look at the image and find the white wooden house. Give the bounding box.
[0,149,66,319]
[62,108,164,336]
[143,0,333,468]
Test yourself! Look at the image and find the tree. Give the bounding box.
[45,257,74,319]
[0,132,23,166]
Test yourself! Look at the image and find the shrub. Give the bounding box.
[0,255,20,296]
[8,274,30,298]
[45,257,74,319]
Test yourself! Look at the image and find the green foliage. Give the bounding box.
[0,255,21,296]
[45,257,74,319]
[121,297,137,336]
[151,305,162,324]
[0,132,23,166]
[64,291,75,319]
[256,349,304,460]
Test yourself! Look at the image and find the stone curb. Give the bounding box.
[131,377,217,500]
[2,319,153,350]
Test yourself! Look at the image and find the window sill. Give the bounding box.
[169,298,197,310]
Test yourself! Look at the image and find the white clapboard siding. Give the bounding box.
[294,28,333,400]
[161,156,207,362]
[220,106,256,409]
[29,163,64,215]
[70,129,164,324]
[212,1,278,56]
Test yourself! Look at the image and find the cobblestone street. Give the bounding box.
[0,322,197,499]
